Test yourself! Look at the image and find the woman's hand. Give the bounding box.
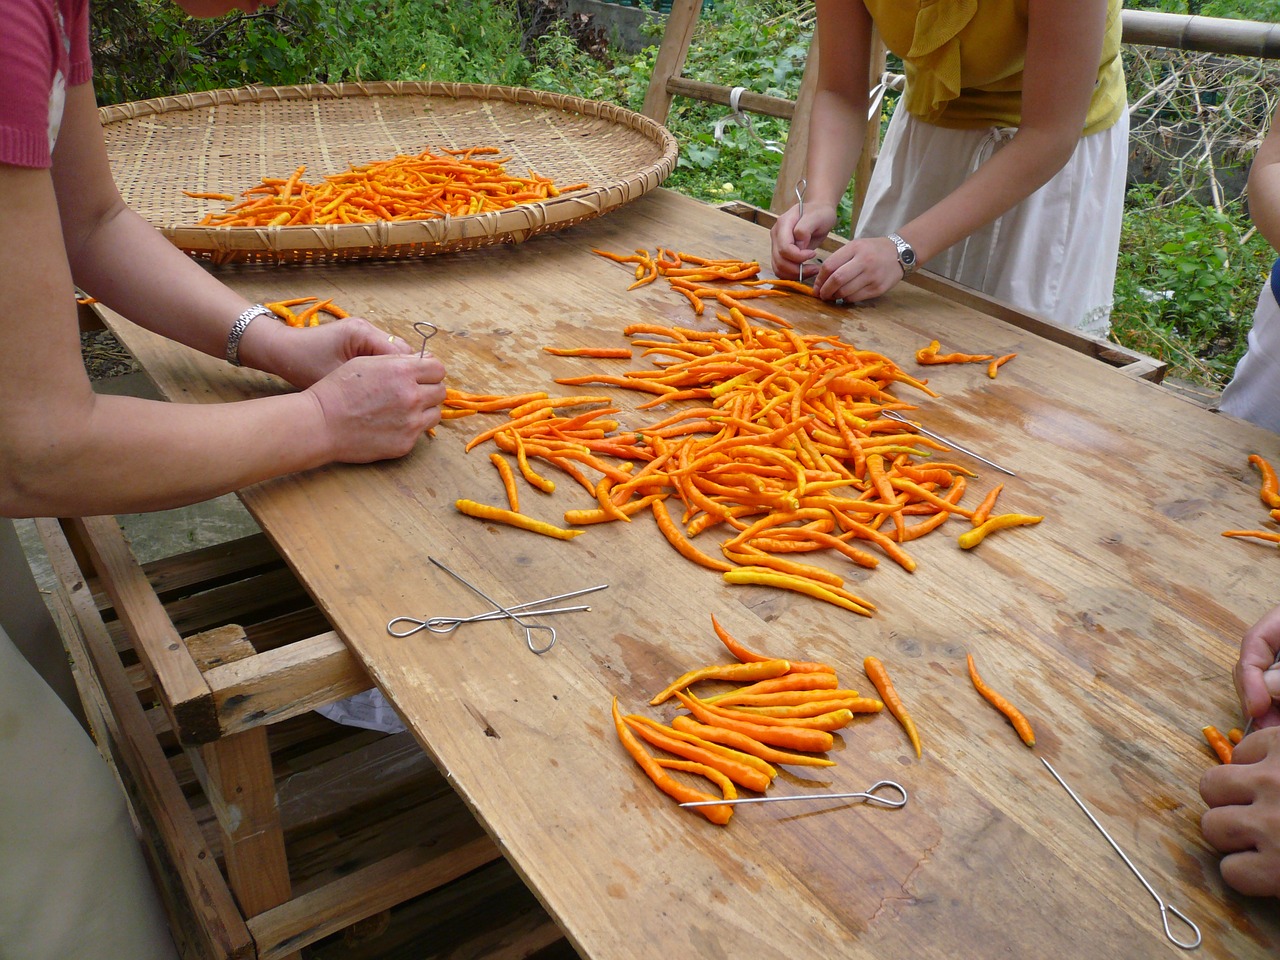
[809,236,904,303]
[1236,604,1280,731]
[1201,726,1280,898]
[305,352,448,463]
[770,201,837,281]
[244,314,420,390]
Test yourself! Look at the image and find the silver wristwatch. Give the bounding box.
[887,233,918,276]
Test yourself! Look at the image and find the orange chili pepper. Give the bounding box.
[489,453,519,513]
[864,656,921,758]
[622,716,773,792]
[670,715,836,768]
[704,673,840,704]
[1221,530,1280,545]
[958,513,1044,550]
[987,353,1016,378]
[1248,454,1280,509]
[915,339,995,365]
[611,699,732,825]
[970,483,1004,528]
[454,499,582,540]
[624,714,776,780]
[544,346,633,359]
[729,698,881,719]
[673,691,834,753]
[708,613,834,674]
[648,658,791,706]
[1203,725,1234,764]
[1228,727,1244,745]
[966,653,1035,747]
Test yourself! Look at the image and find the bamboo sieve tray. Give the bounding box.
[100,81,679,266]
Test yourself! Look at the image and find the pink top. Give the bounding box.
[0,0,92,168]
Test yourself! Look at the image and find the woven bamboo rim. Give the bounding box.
[100,81,679,265]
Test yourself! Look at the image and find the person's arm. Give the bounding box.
[1200,726,1280,898]
[800,0,1110,303]
[1248,103,1280,254]
[769,0,872,282]
[0,84,446,519]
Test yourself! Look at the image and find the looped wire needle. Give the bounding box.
[680,779,908,811]
[427,556,601,655]
[794,177,816,288]
[1041,758,1201,950]
[413,321,438,358]
[880,408,1016,477]
[386,583,607,638]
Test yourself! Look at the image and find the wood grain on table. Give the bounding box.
[100,189,1280,958]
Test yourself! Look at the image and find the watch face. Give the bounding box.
[900,247,916,266]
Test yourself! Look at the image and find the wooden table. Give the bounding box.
[96,188,1280,958]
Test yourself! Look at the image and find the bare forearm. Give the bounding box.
[1,390,331,517]
[1250,109,1280,254]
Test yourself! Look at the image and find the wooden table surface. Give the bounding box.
[100,188,1280,958]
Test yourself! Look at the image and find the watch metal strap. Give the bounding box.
[226,304,272,366]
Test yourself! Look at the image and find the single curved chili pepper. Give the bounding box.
[622,716,773,792]
[1221,530,1280,545]
[729,698,881,719]
[723,567,875,617]
[670,715,836,768]
[987,353,1017,378]
[543,346,633,359]
[611,699,731,825]
[970,483,1004,528]
[1248,454,1280,509]
[674,691,834,753]
[651,499,733,573]
[864,656,921,758]
[654,758,737,802]
[488,453,520,513]
[648,658,791,706]
[966,653,1035,747]
[915,339,995,365]
[1202,725,1233,764]
[704,673,840,704]
[958,513,1044,550]
[454,499,582,540]
[708,613,834,673]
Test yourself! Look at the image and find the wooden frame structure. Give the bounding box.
[33,516,552,960]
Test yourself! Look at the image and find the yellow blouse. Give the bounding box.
[862,0,1125,136]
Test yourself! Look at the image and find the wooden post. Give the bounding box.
[641,0,703,122]
[769,29,819,214]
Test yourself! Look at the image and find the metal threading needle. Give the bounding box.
[386,583,608,638]
[880,409,1017,477]
[1040,758,1201,950]
[428,556,592,655]
[794,177,815,287]
[680,779,907,811]
[413,321,438,358]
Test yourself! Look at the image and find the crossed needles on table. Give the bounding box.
[387,557,607,655]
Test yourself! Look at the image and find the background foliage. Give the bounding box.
[89,0,1279,387]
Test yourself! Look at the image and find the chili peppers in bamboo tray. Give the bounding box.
[187,147,588,228]
[441,247,1040,616]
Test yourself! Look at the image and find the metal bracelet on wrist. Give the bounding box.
[226,304,272,367]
